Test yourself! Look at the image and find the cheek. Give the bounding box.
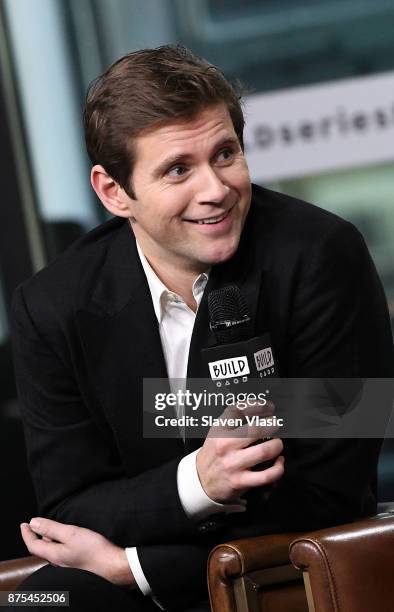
[226,162,251,190]
[160,189,191,218]
[238,166,252,189]
[238,173,252,204]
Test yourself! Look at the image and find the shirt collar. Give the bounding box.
[136,241,209,322]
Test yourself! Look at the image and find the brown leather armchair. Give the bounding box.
[208,510,394,612]
[1,511,394,611]
[289,511,394,612]
[208,531,307,612]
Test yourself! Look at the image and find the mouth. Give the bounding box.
[184,207,233,225]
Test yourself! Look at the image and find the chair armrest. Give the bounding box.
[208,533,305,612]
[289,513,394,612]
[0,556,47,591]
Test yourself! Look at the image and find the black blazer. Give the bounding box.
[12,185,394,609]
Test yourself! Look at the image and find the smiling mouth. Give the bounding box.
[185,207,232,225]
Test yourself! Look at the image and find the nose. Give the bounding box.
[195,166,230,204]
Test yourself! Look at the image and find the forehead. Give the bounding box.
[133,104,236,164]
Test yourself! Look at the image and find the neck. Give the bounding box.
[132,226,207,311]
[150,260,201,311]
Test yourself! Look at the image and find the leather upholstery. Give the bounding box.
[0,556,47,591]
[208,533,308,612]
[208,512,394,611]
[290,512,394,612]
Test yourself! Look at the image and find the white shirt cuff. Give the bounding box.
[177,449,247,521]
[125,547,165,610]
[125,547,152,596]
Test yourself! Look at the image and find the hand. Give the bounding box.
[21,518,136,587]
[196,401,284,502]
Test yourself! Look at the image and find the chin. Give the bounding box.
[203,237,240,266]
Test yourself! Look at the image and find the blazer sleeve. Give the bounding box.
[263,219,394,530]
[287,219,393,379]
[136,540,215,610]
[11,284,201,548]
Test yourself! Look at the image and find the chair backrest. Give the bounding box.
[290,513,394,612]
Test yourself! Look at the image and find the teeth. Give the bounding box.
[197,213,226,225]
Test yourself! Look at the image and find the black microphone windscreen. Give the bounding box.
[208,285,251,344]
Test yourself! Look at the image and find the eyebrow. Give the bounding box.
[152,136,240,178]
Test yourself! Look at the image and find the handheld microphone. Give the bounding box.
[202,285,278,388]
[202,285,280,471]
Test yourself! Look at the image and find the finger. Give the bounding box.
[20,522,38,550]
[235,400,275,417]
[20,523,60,562]
[237,419,279,439]
[207,401,275,438]
[21,523,55,545]
[29,517,76,543]
[220,400,275,423]
[207,415,279,445]
[216,419,280,444]
[206,428,264,448]
[240,455,285,489]
[206,423,279,450]
[234,438,284,470]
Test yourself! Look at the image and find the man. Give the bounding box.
[10,46,394,611]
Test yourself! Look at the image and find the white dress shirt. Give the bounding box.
[125,242,246,604]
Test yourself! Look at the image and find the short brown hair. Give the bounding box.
[84,45,245,196]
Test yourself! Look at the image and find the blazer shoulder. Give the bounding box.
[250,183,363,251]
[13,216,127,313]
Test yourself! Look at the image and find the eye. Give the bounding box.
[216,147,235,163]
[167,165,188,179]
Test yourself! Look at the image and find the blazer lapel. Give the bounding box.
[76,221,183,474]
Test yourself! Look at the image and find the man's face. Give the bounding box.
[124,103,252,273]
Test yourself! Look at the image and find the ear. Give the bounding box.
[90,165,134,218]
